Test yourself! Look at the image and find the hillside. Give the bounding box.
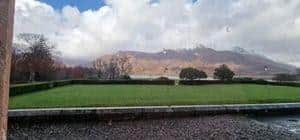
[100,47,295,77]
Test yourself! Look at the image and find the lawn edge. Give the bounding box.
[8,103,300,121]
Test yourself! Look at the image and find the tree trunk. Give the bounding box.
[0,0,15,139]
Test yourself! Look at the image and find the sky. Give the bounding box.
[41,0,106,11]
[13,0,300,66]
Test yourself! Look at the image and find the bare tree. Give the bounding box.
[10,45,24,82]
[17,34,56,81]
[117,55,132,76]
[93,55,132,80]
[107,57,120,79]
[93,59,106,79]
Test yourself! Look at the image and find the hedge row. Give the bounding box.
[72,79,175,85]
[179,80,300,87]
[10,80,72,96]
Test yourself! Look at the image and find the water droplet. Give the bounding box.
[226,26,231,33]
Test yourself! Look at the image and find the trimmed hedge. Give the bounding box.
[72,79,175,85]
[179,80,300,87]
[10,80,72,96]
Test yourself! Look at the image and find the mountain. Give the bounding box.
[99,47,296,77]
[232,46,253,55]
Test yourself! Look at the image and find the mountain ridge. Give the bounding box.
[99,47,295,77]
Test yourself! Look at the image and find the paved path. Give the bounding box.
[8,115,299,140]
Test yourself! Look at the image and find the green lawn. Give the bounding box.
[9,84,300,109]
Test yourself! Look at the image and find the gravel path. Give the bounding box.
[8,115,299,140]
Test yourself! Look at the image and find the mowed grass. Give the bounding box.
[9,84,300,109]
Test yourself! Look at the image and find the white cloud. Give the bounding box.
[14,0,300,66]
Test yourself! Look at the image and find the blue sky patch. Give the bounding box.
[40,0,106,11]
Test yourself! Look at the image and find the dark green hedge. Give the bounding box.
[179,80,300,87]
[10,80,72,96]
[72,79,175,85]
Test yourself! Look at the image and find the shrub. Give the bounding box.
[119,75,131,80]
[86,76,99,80]
[214,64,235,81]
[272,73,297,82]
[178,79,300,87]
[179,67,207,80]
[233,77,253,81]
[72,79,175,85]
[155,76,170,80]
[179,80,224,85]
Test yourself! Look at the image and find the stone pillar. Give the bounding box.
[0,0,15,139]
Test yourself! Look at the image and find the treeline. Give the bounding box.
[10,33,133,83]
[272,70,300,82]
[10,34,95,83]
